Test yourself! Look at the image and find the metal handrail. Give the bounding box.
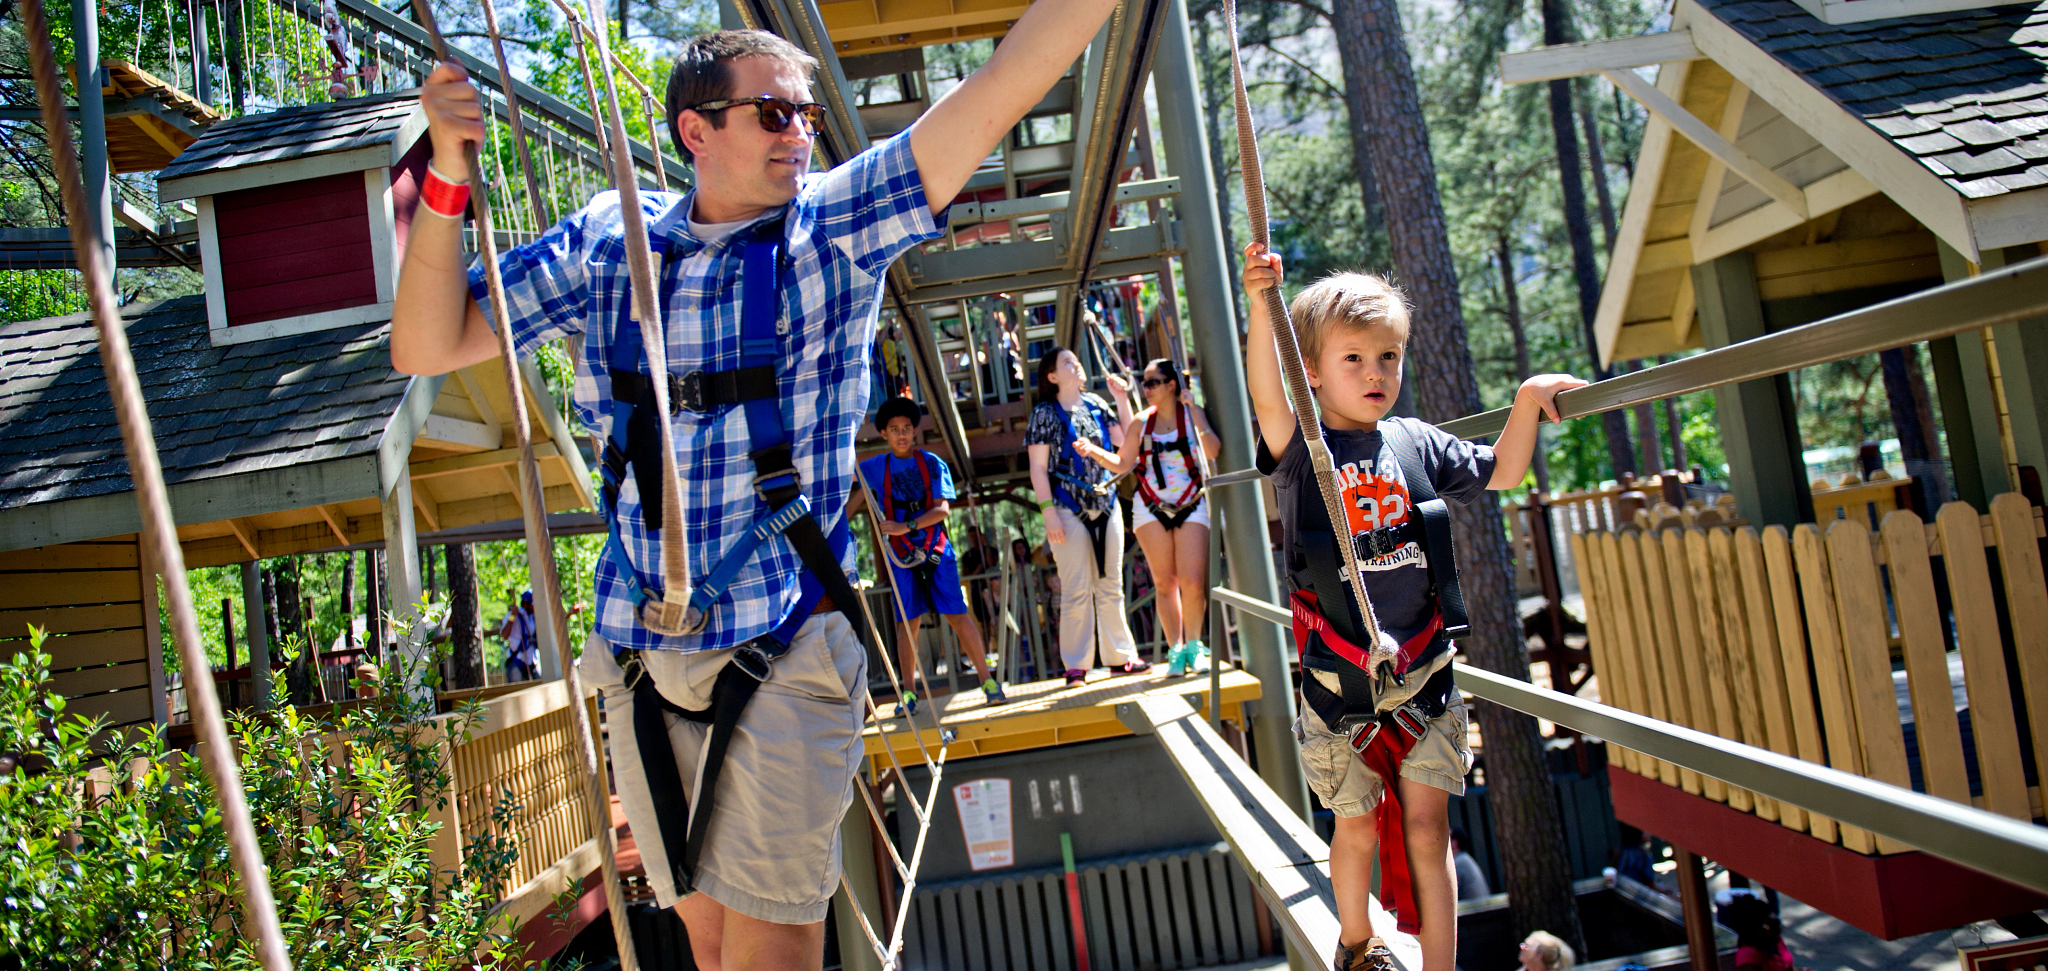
[1439,252,2048,440]
[1208,585,2048,894]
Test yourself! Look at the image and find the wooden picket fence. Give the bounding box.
[1571,492,2048,854]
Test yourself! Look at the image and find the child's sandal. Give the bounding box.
[1330,937,1395,971]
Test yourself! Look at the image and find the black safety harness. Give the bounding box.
[598,214,884,897]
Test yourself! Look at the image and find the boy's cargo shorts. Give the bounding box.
[582,611,867,923]
[1295,670,1473,817]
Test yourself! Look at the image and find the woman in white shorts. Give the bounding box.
[1074,357,1220,676]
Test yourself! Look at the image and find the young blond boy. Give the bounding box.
[1242,244,1582,971]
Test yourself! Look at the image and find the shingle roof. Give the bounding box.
[1701,0,2048,197]
[0,296,410,510]
[157,91,422,183]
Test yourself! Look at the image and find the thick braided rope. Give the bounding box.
[1219,0,1384,652]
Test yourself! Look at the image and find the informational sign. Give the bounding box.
[953,778,1014,871]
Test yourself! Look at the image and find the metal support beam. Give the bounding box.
[241,560,272,709]
[73,0,114,280]
[1692,251,1811,526]
[1935,240,2014,504]
[1154,0,1304,822]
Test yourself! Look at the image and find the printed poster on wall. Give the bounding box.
[953,778,1014,871]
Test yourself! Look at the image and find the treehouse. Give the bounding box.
[1503,0,2048,939]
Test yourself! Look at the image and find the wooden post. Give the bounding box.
[241,561,271,709]
[140,531,169,725]
[1674,845,1716,971]
[382,461,425,698]
[1692,252,1812,527]
[1934,241,2015,506]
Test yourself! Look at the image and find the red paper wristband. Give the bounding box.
[421,164,470,218]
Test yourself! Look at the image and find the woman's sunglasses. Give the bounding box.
[1141,377,1173,389]
[687,95,828,134]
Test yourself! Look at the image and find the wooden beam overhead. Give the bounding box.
[411,481,443,532]
[1603,67,1809,220]
[455,368,506,449]
[315,504,352,547]
[224,517,260,561]
[1499,31,1701,85]
[418,414,502,452]
[410,442,562,480]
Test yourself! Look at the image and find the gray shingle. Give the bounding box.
[1702,0,2048,200]
[157,92,420,184]
[0,296,409,512]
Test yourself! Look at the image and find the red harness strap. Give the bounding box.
[1289,590,1444,935]
[882,452,946,562]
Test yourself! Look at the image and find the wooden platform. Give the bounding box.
[97,60,220,173]
[861,665,1262,776]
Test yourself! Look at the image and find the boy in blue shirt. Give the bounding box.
[1243,247,1582,971]
[859,397,1005,714]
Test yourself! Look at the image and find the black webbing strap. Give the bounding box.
[627,654,710,896]
[1379,421,1469,638]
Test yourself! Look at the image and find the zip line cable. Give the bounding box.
[408,4,642,970]
[479,0,549,231]
[1220,0,1384,658]
[20,1,292,967]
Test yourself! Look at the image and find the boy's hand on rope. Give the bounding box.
[1515,373,1589,423]
[1241,242,1283,295]
[879,520,911,537]
[421,60,485,182]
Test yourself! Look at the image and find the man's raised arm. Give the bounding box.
[906,0,1122,215]
[391,61,511,377]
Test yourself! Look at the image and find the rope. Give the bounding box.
[408,6,641,970]
[479,0,549,231]
[1220,0,1384,657]
[21,1,291,967]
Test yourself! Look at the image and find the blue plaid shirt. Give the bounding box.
[470,129,942,654]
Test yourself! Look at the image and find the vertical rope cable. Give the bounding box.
[407,6,642,968]
[1219,0,1384,654]
[21,1,292,967]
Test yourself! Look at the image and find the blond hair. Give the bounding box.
[1286,272,1410,368]
[1524,931,1576,970]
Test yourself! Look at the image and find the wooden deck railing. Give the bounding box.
[1572,492,2048,854]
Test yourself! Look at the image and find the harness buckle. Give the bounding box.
[1392,705,1428,740]
[1348,720,1382,754]
[731,637,787,682]
[678,370,709,412]
[753,467,801,500]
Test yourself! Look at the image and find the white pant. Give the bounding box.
[1047,503,1141,672]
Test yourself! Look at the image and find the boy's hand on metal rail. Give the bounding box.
[1515,373,1589,423]
[1241,242,1283,295]
[421,60,484,182]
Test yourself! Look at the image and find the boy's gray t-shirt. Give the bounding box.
[1256,416,1495,665]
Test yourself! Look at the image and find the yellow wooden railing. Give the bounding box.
[1572,492,2048,854]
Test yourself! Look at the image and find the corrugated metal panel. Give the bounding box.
[900,843,1270,971]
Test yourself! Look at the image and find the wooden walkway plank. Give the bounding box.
[1826,520,1914,854]
[1791,525,1870,851]
[1881,509,1971,806]
[1575,532,1639,773]
[1936,502,2033,820]
[1621,532,1681,788]
[1737,527,1805,832]
[1761,526,1838,843]
[1989,493,2048,802]
[1133,694,1422,970]
[1710,528,1773,819]
[1661,529,1724,801]
[1640,529,1704,794]
[1600,532,1660,777]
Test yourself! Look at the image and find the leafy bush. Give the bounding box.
[0,625,528,969]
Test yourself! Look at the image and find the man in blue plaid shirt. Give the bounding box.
[393,7,1123,966]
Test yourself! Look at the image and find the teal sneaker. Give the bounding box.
[1187,638,1212,674]
[1166,643,1193,676]
[895,692,918,718]
[981,678,1009,705]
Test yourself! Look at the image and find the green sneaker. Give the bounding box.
[1187,638,1212,674]
[1166,643,1193,676]
[895,692,918,718]
[981,678,1009,704]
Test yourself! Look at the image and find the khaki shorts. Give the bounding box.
[1296,670,1473,818]
[582,612,867,924]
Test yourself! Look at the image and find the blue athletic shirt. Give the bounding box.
[858,448,957,560]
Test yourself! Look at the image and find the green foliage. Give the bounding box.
[0,625,525,969]
[0,269,88,324]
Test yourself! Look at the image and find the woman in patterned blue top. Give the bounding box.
[1025,347,1150,685]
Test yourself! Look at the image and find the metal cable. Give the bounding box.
[408,6,642,969]
[20,2,292,967]
[1220,0,1383,654]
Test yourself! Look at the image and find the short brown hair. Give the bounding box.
[1287,272,1410,368]
[663,30,820,163]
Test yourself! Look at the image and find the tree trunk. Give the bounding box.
[364,550,383,660]
[1880,345,1946,512]
[274,559,311,706]
[1629,361,1666,473]
[446,544,484,689]
[339,553,356,653]
[1541,0,1635,482]
[1574,78,1617,250]
[1497,229,1549,494]
[1339,39,1387,241]
[1333,0,1587,952]
[1660,356,1689,472]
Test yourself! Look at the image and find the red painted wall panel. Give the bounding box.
[1608,766,2045,939]
[214,170,378,327]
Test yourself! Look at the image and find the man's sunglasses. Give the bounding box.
[687,95,827,134]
